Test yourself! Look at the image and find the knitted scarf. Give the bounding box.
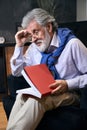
[40,28,76,79]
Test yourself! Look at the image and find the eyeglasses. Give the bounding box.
[27,30,40,42]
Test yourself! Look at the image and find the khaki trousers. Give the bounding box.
[6,92,79,130]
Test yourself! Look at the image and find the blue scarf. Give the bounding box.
[40,28,76,79]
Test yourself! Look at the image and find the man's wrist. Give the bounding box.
[15,43,24,47]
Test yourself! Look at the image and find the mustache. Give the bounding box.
[36,40,43,44]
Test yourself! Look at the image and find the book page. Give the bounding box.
[16,87,41,98]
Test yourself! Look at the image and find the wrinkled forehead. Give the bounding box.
[25,20,43,32]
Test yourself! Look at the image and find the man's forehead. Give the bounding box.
[26,20,42,32]
[28,20,41,28]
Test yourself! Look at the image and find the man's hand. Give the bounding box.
[15,30,29,47]
[49,80,68,95]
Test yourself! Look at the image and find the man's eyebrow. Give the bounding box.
[33,29,39,32]
[26,29,40,36]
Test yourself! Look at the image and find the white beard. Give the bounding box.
[35,28,51,52]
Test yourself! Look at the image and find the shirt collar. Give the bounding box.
[50,32,60,48]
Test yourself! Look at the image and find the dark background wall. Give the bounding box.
[0,0,76,43]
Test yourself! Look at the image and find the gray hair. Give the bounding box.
[21,8,58,31]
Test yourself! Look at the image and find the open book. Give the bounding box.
[16,64,55,98]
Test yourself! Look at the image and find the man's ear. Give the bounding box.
[46,23,53,33]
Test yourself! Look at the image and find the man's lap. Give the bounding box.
[2,75,87,129]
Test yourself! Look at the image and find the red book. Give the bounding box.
[16,64,55,98]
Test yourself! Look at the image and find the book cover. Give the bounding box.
[16,64,55,98]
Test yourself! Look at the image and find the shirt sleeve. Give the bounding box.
[66,39,87,89]
[10,46,32,76]
[10,46,24,76]
[66,74,87,90]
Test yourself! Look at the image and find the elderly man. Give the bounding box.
[6,8,87,130]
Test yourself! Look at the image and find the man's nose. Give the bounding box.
[31,35,38,42]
